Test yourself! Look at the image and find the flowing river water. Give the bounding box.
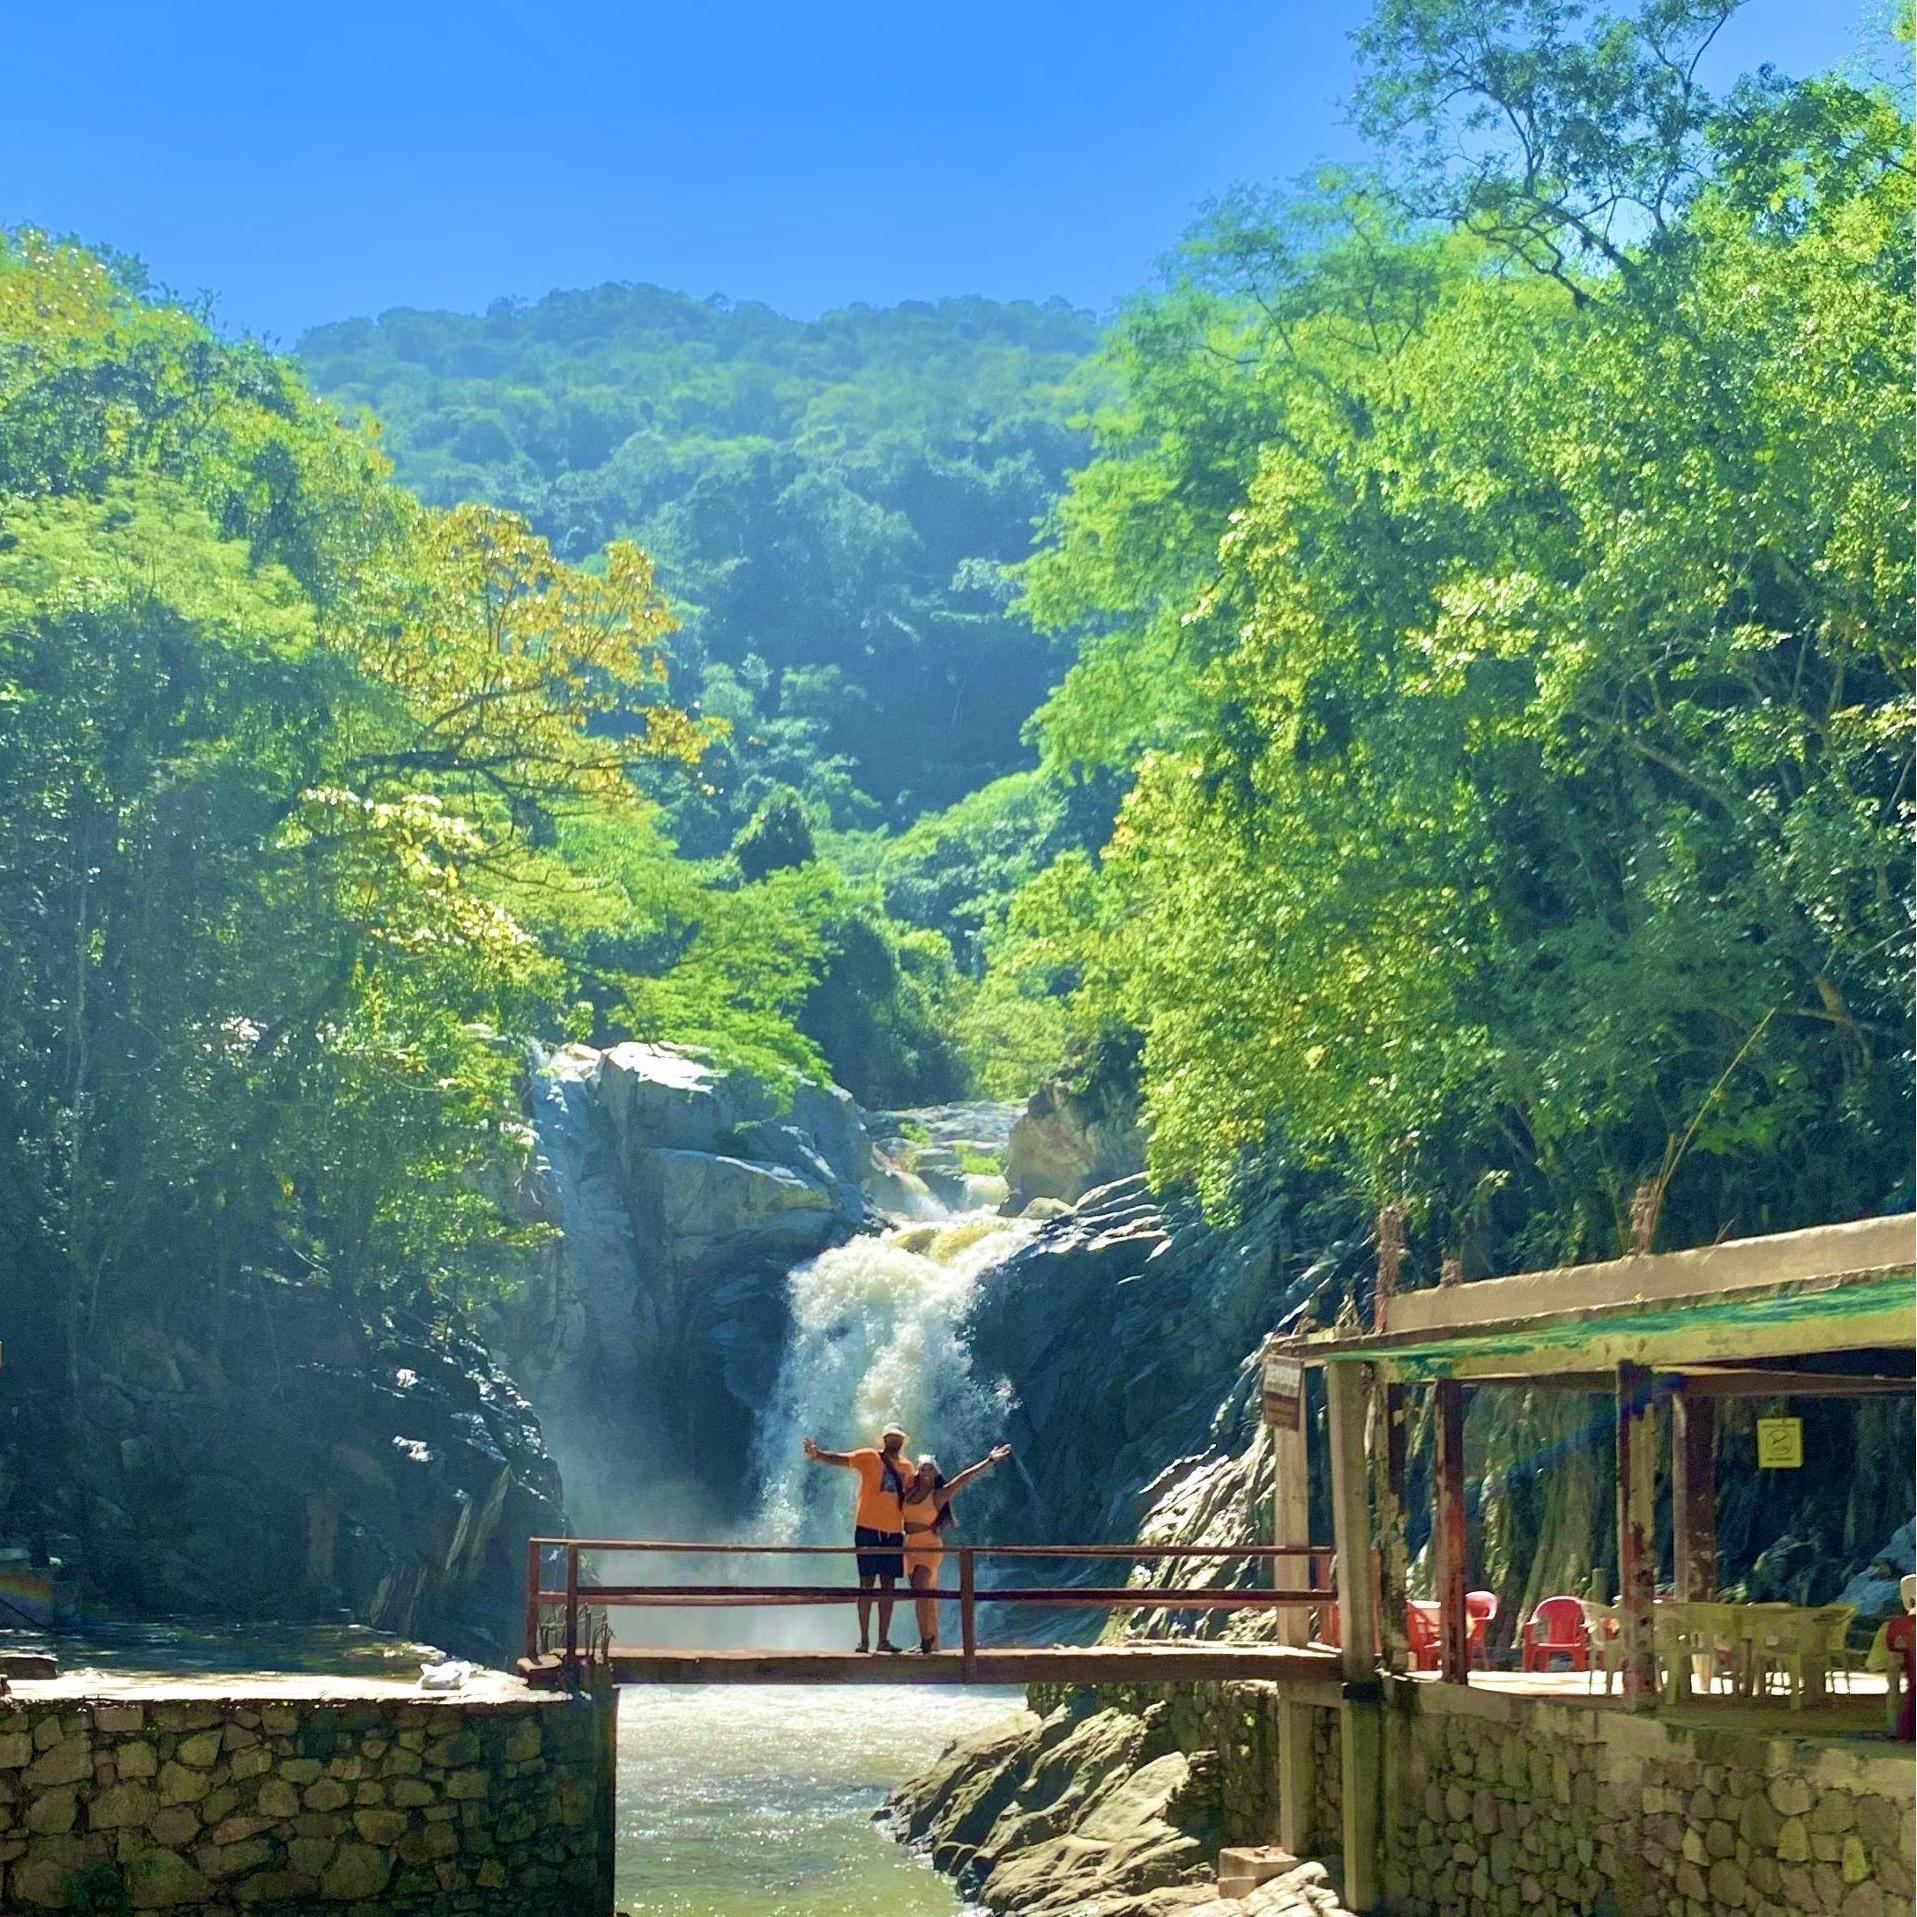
[614,1684,1017,1915]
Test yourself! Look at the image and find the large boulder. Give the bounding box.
[1005,1080,1143,1207]
[1837,1519,1916,1620]
[890,1699,1224,1915]
[639,1149,843,1255]
[980,1749,1222,1915]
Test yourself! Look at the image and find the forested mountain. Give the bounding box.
[298,289,1101,845]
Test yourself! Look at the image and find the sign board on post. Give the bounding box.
[1755,1417,1803,1469]
[1262,1355,1303,1431]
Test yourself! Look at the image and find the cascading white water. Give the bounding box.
[753,1217,1033,1558]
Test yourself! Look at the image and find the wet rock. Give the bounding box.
[981,1748,1223,1914]
[891,1701,1233,1917]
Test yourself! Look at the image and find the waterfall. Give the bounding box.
[753,1217,1033,1552]
[512,1050,1037,1643]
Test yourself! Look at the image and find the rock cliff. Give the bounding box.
[889,1690,1355,1917]
[961,1176,1363,1564]
[20,1275,561,1662]
[499,1042,878,1530]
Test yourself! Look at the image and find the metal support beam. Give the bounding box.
[1615,1362,1658,1707]
[1433,1378,1470,1683]
[1672,1389,1717,1602]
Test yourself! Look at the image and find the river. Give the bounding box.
[614,1684,1017,1915]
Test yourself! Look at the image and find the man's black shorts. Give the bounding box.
[854,1525,904,1579]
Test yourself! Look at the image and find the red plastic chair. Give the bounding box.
[1520,1594,1589,1672]
[1466,1591,1499,1668]
[1405,1602,1442,1671]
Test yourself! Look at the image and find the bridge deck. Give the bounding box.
[520,1643,1344,1696]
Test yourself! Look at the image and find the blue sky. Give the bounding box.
[0,1,1877,344]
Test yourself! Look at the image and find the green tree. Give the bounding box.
[731,786,819,880]
[0,233,707,1395]
[992,18,1913,1259]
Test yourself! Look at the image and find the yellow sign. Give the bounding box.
[1756,1417,1803,1469]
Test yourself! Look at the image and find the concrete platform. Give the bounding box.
[1445,1665,1894,1741]
[7,1666,553,1705]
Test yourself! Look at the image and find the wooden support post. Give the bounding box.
[1374,1382,1411,1675]
[1615,1363,1657,1707]
[1433,1378,1469,1684]
[1672,1388,1717,1603]
[1265,1350,1311,1649]
[1276,1697,1315,1855]
[959,1547,978,1679]
[1339,1681,1385,1915]
[563,1542,581,1678]
[523,1536,542,1661]
[1327,1359,1382,1916]
[1327,1363,1378,1680]
[1372,1206,1403,1331]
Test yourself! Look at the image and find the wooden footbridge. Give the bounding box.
[516,1538,1344,1693]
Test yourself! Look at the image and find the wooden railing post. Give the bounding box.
[959,1547,977,1678]
[563,1541,581,1679]
[523,1537,541,1662]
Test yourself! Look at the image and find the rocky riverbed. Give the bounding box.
[887,1686,1354,1917]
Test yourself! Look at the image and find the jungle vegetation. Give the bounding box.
[975,0,1914,1274]
[297,289,1100,846]
[2,0,1909,1412]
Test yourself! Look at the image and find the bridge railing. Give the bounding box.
[521,1537,1336,1678]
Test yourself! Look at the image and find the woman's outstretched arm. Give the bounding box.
[938,1443,1012,1503]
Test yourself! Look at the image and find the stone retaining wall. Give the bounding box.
[1385,1681,1915,1917]
[1023,1677,1915,1916]
[0,1683,614,1914]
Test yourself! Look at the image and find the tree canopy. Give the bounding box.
[979,6,1913,1267]
[0,235,977,1404]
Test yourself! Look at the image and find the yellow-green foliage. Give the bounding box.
[0,234,710,1352]
[989,34,1914,1256]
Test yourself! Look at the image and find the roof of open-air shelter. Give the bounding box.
[1266,1212,1916,1388]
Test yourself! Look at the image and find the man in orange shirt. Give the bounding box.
[802,1423,911,1652]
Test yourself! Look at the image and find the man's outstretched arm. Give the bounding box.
[803,1436,854,1467]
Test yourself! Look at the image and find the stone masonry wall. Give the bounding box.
[1022,1676,1915,1917]
[1383,1680,1916,1917]
[0,1685,614,1915]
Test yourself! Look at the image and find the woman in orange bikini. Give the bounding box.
[902,1443,1012,1653]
